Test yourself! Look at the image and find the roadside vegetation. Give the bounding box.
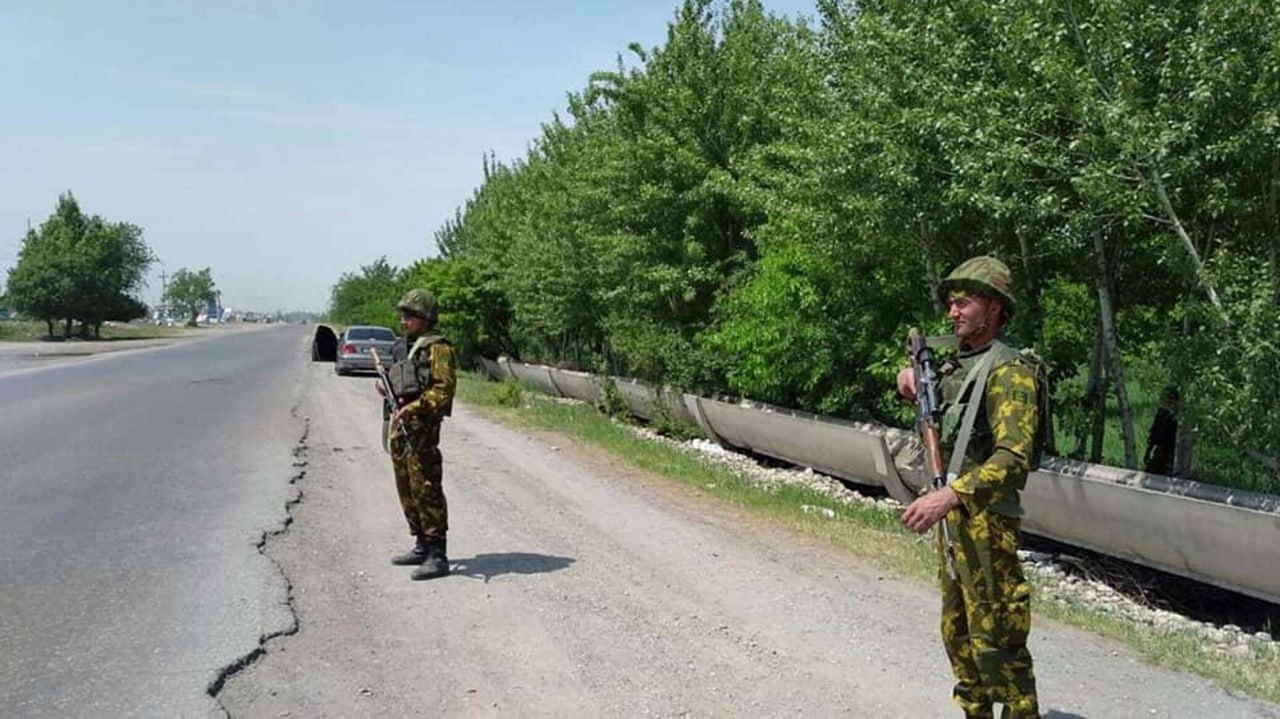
[3,192,220,336]
[4,193,155,339]
[457,371,1280,703]
[327,0,1280,494]
[0,319,183,342]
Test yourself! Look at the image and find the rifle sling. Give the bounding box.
[945,347,997,485]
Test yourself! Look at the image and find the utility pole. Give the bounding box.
[157,268,168,322]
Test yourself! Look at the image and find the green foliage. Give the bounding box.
[163,267,217,326]
[594,373,631,419]
[327,257,400,330]
[492,378,524,408]
[400,257,511,366]
[648,399,703,442]
[6,192,154,337]
[331,0,1280,491]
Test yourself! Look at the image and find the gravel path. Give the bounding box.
[217,363,1280,718]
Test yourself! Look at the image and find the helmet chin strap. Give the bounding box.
[970,301,1000,338]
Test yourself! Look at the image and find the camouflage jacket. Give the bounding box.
[397,333,457,422]
[939,340,1038,518]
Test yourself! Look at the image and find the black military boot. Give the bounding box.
[411,538,450,580]
[390,536,429,566]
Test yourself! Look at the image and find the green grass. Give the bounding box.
[458,370,1280,703]
[1056,361,1277,493]
[0,320,183,342]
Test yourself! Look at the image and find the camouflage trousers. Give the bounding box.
[389,430,448,540]
[939,509,1039,719]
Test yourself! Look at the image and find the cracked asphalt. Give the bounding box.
[216,358,1280,718]
[0,325,305,717]
[4,326,1276,717]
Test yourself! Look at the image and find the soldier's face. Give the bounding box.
[400,312,425,335]
[947,291,1001,342]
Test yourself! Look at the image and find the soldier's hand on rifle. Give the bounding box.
[376,381,387,397]
[902,487,961,534]
[896,366,917,403]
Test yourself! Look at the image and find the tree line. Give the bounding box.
[4,192,220,335]
[329,0,1279,492]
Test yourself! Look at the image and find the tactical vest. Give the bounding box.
[387,334,453,417]
[937,339,1049,517]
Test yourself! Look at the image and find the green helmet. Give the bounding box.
[397,288,438,324]
[936,255,1016,318]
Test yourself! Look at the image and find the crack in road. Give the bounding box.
[206,406,311,717]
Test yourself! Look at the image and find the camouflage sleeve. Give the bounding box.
[950,361,1037,515]
[403,343,457,419]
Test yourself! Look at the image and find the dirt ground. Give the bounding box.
[216,361,1280,718]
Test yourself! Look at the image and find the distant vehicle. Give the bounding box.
[334,325,397,376]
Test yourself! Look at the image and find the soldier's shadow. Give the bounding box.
[1041,711,1087,718]
[451,552,575,583]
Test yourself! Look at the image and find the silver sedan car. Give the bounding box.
[334,325,398,375]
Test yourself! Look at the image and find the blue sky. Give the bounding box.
[0,1,816,313]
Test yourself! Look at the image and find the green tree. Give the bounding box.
[327,256,401,329]
[334,0,1280,491]
[400,257,512,365]
[6,226,73,337]
[6,192,154,338]
[75,220,154,336]
[164,267,217,327]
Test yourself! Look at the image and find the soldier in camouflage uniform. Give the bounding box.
[381,289,458,580]
[898,256,1041,718]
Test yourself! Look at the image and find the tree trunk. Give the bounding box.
[1093,229,1138,468]
[1016,226,1045,348]
[45,318,54,338]
[1147,163,1230,327]
[1268,154,1278,308]
[1090,369,1109,464]
[63,318,72,338]
[1173,310,1196,477]
[920,219,944,313]
[1073,322,1104,460]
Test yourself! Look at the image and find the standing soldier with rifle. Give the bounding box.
[376,289,457,581]
[897,256,1043,719]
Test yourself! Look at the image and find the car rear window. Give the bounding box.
[346,327,395,341]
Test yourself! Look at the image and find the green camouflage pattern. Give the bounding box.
[939,510,1038,718]
[397,288,439,324]
[939,343,1038,517]
[400,340,456,419]
[388,336,457,540]
[937,256,1017,318]
[391,437,448,539]
[936,340,1040,717]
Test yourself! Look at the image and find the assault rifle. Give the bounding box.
[371,348,413,456]
[907,328,960,581]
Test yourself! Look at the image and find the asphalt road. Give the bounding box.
[0,326,308,717]
[6,328,1279,718]
[218,360,1280,718]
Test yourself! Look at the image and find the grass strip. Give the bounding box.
[0,321,184,342]
[457,372,1280,703]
